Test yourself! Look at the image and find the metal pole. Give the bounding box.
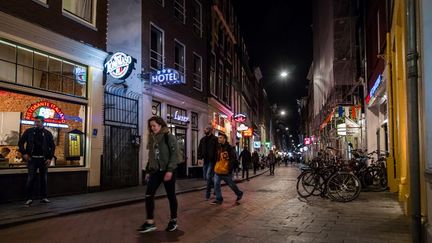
[405,0,422,242]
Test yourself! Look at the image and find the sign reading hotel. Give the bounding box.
[151,68,184,85]
[104,52,134,81]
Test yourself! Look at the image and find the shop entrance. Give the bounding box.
[102,87,139,189]
[172,127,187,178]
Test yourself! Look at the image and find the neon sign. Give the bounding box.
[104,52,134,80]
[173,111,189,122]
[237,124,249,131]
[25,101,65,124]
[233,114,247,123]
[243,128,253,137]
[151,68,184,85]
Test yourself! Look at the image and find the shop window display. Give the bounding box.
[0,90,86,168]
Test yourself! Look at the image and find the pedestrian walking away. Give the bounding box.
[211,133,243,205]
[239,146,251,180]
[252,150,260,175]
[18,116,56,207]
[139,116,179,234]
[197,124,218,200]
[268,150,276,175]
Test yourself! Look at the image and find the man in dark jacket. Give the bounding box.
[239,147,251,180]
[197,125,218,200]
[252,150,260,174]
[18,116,55,206]
[211,133,243,205]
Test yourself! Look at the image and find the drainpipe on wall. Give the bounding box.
[405,0,422,242]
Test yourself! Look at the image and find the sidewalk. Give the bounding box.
[0,169,268,229]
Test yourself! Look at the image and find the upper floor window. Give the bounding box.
[155,0,164,6]
[209,53,216,96]
[174,0,186,24]
[0,39,87,98]
[192,0,203,37]
[174,40,185,76]
[150,24,164,71]
[62,0,96,25]
[193,53,202,91]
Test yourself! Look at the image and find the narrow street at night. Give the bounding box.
[0,166,410,243]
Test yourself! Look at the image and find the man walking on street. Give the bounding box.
[19,116,56,207]
[268,150,276,175]
[252,150,260,175]
[211,133,243,205]
[197,125,218,200]
[239,146,251,180]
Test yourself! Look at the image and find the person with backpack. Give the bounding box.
[211,133,243,205]
[139,116,179,234]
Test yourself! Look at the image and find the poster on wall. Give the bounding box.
[0,112,21,146]
[65,129,84,160]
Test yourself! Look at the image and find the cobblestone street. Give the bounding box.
[0,166,411,243]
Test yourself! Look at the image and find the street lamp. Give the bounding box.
[280,110,286,116]
[280,71,288,78]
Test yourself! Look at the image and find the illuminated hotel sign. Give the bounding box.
[151,68,184,85]
[23,101,68,128]
[233,114,247,123]
[104,52,134,80]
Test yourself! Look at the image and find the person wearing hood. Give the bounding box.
[139,116,179,233]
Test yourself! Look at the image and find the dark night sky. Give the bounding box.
[233,1,313,133]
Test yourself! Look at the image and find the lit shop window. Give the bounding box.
[0,39,88,98]
[62,0,96,25]
[0,90,87,169]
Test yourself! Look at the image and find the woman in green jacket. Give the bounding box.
[139,116,179,233]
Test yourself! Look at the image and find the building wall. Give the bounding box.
[0,0,107,50]
[419,0,432,240]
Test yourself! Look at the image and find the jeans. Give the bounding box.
[145,170,177,219]
[26,158,48,200]
[214,173,242,202]
[269,163,276,175]
[204,163,215,199]
[242,167,249,179]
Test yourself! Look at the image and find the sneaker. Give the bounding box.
[210,200,222,205]
[236,192,243,202]
[165,219,177,232]
[138,222,157,233]
[24,199,33,207]
[40,198,50,203]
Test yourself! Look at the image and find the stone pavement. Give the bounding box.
[0,168,268,229]
[0,166,411,243]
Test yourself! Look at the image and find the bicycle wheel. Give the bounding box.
[363,166,387,192]
[326,172,361,202]
[296,171,318,198]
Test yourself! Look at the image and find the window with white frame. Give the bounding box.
[210,53,216,96]
[62,0,95,24]
[192,0,203,37]
[217,62,224,99]
[155,0,164,6]
[150,24,164,71]
[174,40,185,76]
[192,53,202,90]
[174,0,185,23]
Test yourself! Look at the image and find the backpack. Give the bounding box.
[164,133,184,164]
